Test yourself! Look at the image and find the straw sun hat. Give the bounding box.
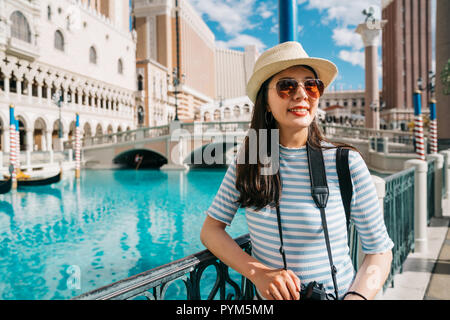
[246,41,338,103]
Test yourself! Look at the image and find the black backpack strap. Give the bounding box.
[306,143,339,300]
[336,147,352,230]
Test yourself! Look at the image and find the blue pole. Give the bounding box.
[9,105,15,128]
[429,99,437,153]
[413,91,422,116]
[429,100,436,121]
[279,0,297,43]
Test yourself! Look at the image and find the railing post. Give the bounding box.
[26,150,31,172]
[49,150,54,164]
[427,154,444,218]
[440,150,450,199]
[404,159,428,253]
[68,149,73,163]
[383,137,389,155]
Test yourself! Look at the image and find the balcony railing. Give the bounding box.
[73,234,255,300]
[383,166,415,290]
[427,159,436,225]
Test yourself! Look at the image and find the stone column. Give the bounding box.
[4,76,10,98]
[356,20,387,130]
[37,82,42,103]
[77,91,82,106]
[25,129,33,152]
[3,127,10,153]
[436,0,450,150]
[45,130,52,152]
[27,81,32,103]
[46,86,52,104]
[16,78,22,100]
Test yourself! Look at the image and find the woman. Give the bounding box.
[200,41,393,300]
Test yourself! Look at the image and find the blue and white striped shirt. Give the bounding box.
[205,143,394,297]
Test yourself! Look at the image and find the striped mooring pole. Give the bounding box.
[9,105,17,189]
[413,90,425,160]
[279,0,297,43]
[15,118,20,171]
[75,113,81,179]
[429,99,438,154]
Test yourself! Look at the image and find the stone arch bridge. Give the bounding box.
[67,121,250,170]
[64,121,416,173]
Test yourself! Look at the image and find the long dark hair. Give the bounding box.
[235,66,358,210]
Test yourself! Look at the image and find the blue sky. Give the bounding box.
[190,0,436,92]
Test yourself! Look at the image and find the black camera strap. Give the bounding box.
[275,143,340,300]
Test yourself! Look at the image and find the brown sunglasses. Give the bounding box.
[271,78,325,100]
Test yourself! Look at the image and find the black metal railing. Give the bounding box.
[443,155,447,198]
[383,166,415,290]
[73,234,255,300]
[427,159,435,225]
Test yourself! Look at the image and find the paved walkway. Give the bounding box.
[376,196,450,300]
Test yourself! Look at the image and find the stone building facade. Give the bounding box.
[0,0,137,152]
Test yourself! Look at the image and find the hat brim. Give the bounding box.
[246,57,338,103]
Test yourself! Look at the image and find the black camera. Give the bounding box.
[299,281,332,300]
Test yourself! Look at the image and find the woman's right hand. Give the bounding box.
[252,268,301,300]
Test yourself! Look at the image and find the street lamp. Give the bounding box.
[428,70,435,95]
[171,67,185,121]
[369,100,379,112]
[417,77,424,91]
[52,89,71,150]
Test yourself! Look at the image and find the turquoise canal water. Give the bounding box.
[0,169,248,300]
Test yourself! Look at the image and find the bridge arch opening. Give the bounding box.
[113,149,168,169]
[186,141,240,169]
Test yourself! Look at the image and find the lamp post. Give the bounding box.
[52,90,71,151]
[170,68,185,122]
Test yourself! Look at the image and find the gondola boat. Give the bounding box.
[17,170,62,187]
[0,177,12,194]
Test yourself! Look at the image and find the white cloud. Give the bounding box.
[256,2,275,20]
[304,0,381,27]
[332,27,363,50]
[270,24,279,34]
[338,50,365,68]
[190,0,257,36]
[302,0,382,72]
[216,34,267,52]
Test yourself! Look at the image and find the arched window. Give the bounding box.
[10,11,31,43]
[47,6,52,21]
[54,30,64,51]
[137,75,144,91]
[89,46,97,64]
[118,59,123,74]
